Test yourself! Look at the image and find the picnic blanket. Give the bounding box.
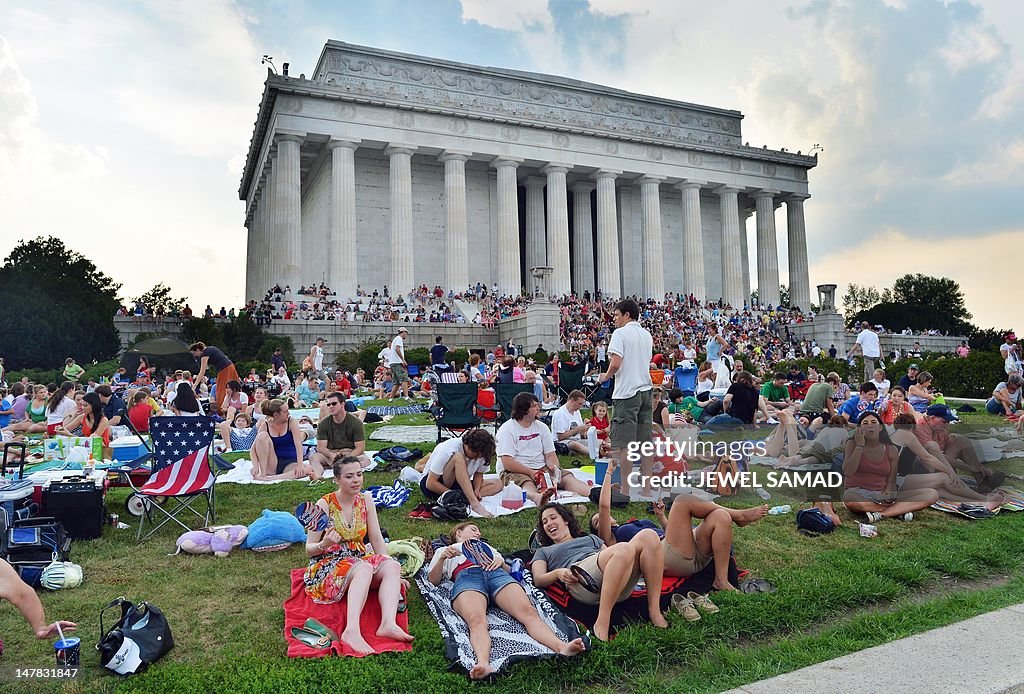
[415,568,589,676]
[283,568,412,658]
[215,457,377,485]
[748,455,831,472]
[366,405,427,416]
[400,469,591,517]
[930,488,1024,516]
[370,425,438,444]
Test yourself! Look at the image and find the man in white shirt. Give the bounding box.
[847,321,881,383]
[550,390,591,456]
[495,392,592,505]
[597,299,654,497]
[419,429,502,517]
[387,327,412,400]
[308,337,326,381]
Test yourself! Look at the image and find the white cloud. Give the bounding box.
[0,36,108,208]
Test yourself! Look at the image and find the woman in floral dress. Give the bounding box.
[303,456,414,655]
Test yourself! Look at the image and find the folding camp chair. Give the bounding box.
[556,364,587,401]
[115,416,234,541]
[439,371,461,384]
[407,364,420,378]
[673,365,698,396]
[432,383,482,443]
[492,383,534,428]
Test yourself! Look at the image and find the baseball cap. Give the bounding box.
[105,636,144,674]
[398,327,409,333]
[1007,333,1017,341]
[909,363,920,370]
[926,404,958,422]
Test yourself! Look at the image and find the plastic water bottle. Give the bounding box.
[755,488,772,500]
[768,505,791,515]
[509,558,524,582]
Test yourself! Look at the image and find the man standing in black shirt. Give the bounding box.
[430,336,451,374]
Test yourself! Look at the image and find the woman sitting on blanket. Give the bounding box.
[530,497,669,641]
[245,387,269,422]
[427,521,585,680]
[251,399,321,481]
[3,384,49,434]
[304,456,413,655]
[764,411,849,468]
[590,459,767,591]
[888,413,1006,510]
[841,411,938,522]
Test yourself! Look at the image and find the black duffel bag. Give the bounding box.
[96,598,174,675]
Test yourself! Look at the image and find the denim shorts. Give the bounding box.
[451,566,518,602]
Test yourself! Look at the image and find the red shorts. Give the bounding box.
[46,423,60,436]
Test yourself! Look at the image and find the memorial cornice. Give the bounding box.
[239,43,818,200]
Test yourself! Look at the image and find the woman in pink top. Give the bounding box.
[841,411,937,522]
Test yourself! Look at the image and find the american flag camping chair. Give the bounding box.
[121,416,233,541]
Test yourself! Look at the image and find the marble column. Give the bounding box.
[639,176,666,300]
[328,139,360,301]
[571,182,595,296]
[717,186,743,308]
[261,163,274,292]
[754,190,781,307]
[677,180,706,300]
[524,176,547,273]
[493,157,523,297]
[274,134,303,292]
[439,151,470,292]
[245,207,256,302]
[739,203,752,305]
[593,169,621,300]
[786,194,812,311]
[542,164,571,298]
[386,145,416,294]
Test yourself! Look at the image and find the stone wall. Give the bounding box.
[113,316,498,365]
[785,320,963,355]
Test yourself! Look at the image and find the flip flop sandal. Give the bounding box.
[957,504,995,519]
[290,626,331,650]
[570,565,601,593]
[739,578,777,594]
[303,618,339,642]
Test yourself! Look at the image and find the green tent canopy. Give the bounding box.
[121,337,197,376]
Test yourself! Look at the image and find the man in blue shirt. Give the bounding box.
[430,336,450,373]
[838,382,881,425]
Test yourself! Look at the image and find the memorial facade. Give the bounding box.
[239,41,817,309]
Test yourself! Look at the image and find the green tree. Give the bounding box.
[180,317,224,348]
[223,313,264,361]
[0,236,121,369]
[891,274,972,333]
[132,283,186,315]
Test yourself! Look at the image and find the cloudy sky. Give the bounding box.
[1,0,1020,330]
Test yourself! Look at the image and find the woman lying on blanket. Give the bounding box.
[530,500,669,642]
[841,411,938,522]
[888,413,1007,510]
[304,456,413,655]
[590,459,766,591]
[428,521,585,680]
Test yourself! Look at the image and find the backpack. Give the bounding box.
[0,516,72,587]
[796,508,836,536]
[712,457,739,497]
[431,489,469,522]
[375,446,424,463]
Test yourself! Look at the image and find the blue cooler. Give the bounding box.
[111,436,147,463]
[593,458,621,486]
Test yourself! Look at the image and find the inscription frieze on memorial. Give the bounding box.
[314,50,742,148]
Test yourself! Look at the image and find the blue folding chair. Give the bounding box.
[673,365,698,396]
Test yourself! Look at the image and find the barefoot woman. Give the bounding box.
[591,459,767,592]
[428,521,585,679]
[531,501,668,642]
[304,456,414,655]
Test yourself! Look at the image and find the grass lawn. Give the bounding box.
[1,405,1021,693]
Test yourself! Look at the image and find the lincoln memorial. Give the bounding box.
[239,41,817,309]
